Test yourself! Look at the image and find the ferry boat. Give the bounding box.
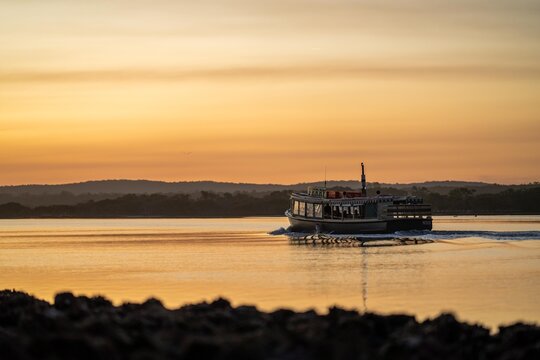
[285,163,432,234]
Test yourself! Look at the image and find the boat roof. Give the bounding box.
[290,191,422,205]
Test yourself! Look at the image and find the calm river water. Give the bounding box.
[1,216,539,329]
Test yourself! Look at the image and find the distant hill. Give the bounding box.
[375,181,489,188]
[0,179,537,207]
[0,180,348,195]
[0,180,289,195]
[0,179,535,195]
[0,180,527,195]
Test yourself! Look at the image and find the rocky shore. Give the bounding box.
[1,290,538,360]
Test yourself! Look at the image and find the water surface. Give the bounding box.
[1,216,539,329]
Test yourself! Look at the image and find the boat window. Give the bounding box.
[343,206,353,219]
[365,203,378,218]
[323,204,332,218]
[298,202,305,216]
[293,201,300,215]
[314,204,323,218]
[306,203,314,217]
[333,205,341,219]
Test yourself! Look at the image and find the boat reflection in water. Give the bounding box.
[286,163,432,234]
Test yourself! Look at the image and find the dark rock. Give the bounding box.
[87,295,113,309]
[54,292,77,310]
[0,290,538,360]
[271,308,296,323]
[211,297,231,309]
[181,336,222,360]
[142,298,164,309]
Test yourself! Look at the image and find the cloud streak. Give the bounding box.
[2,64,540,83]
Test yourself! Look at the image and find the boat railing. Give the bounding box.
[385,204,432,219]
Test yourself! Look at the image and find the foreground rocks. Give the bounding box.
[0,290,538,360]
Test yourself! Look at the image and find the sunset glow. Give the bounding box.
[1,0,539,185]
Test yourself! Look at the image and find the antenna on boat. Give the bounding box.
[324,166,327,189]
[361,162,367,197]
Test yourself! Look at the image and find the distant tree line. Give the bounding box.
[412,187,540,214]
[0,187,539,218]
[0,191,125,207]
[0,191,290,218]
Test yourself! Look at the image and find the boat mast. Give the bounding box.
[361,162,367,196]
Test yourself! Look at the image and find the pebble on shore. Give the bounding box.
[0,290,538,360]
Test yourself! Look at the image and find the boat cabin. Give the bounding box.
[291,186,429,221]
[286,163,432,233]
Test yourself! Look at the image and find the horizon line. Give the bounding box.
[1,178,537,188]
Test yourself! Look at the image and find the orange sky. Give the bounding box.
[1,0,539,185]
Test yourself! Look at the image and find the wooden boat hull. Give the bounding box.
[286,212,432,234]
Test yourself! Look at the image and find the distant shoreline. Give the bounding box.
[1,212,539,220]
[1,186,539,218]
